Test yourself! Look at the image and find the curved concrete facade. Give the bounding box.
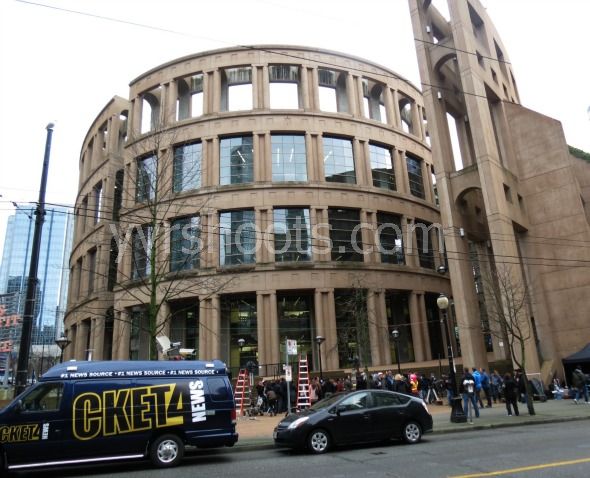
[66,46,452,375]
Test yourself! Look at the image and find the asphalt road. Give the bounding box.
[9,420,590,478]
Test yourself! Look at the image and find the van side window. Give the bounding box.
[208,377,229,401]
[21,383,64,412]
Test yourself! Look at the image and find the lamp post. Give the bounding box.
[437,292,466,423]
[237,338,245,368]
[54,334,71,363]
[315,336,325,380]
[391,329,401,375]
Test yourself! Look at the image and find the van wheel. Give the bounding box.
[150,434,184,467]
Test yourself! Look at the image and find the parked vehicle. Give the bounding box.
[273,389,432,453]
[0,360,238,471]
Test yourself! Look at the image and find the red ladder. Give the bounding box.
[234,369,250,416]
[296,355,311,410]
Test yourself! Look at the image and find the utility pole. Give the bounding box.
[15,123,54,395]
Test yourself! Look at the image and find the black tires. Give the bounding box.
[307,428,331,454]
[150,434,184,467]
[401,421,422,444]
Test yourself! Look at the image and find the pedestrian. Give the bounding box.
[571,365,589,404]
[442,374,453,406]
[491,369,503,403]
[472,367,484,408]
[502,372,519,416]
[394,373,410,394]
[480,368,492,407]
[460,368,479,423]
[515,370,528,404]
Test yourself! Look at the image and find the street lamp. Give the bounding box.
[391,329,401,374]
[237,338,245,367]
[437,292,466,423]
[315,336,325,380]
[55,334,71,363]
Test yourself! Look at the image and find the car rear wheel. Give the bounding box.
[402,421,422,444]
[150,434,184,467]
[307,428,331,454]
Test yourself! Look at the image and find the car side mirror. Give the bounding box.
[336,405,347,415]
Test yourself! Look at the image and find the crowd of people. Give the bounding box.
[248,365,588,419]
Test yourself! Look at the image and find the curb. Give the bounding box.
[232,414,590,452]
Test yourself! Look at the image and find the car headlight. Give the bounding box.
[287,416,310,430]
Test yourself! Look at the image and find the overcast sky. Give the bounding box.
[1,0,589,257]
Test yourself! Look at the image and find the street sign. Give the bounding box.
[285,365,292,382]
[287,339,297,355]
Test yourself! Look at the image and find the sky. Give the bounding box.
[0,0,589,258]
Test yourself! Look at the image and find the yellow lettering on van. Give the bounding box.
[72,383,184,440]
[0,424,40,443]
[73,393,102,440]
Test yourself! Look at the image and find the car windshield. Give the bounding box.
[310,392,347,411]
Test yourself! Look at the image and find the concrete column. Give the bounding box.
[361,140,373,187]
[315,288,338,371]
[418,292,432,360]
[157,301,171,360]
[199,295,220,360]
[92,316,105,361]
[211,69,221,113]
[300,66,311,110]
[255,207,271,264]
[367,289,390,367]
[396,149,410,195]
[257,291,279,370]
[409,292,425,362]
[384,87,396,127]
[130,98,141,138]
[346,73,357,116]
[75,320,89,360]
[164,80,177,125]
[359,209,375,264]
[312,207,330,262]
[421,159,433,203]
[305,132,316,182]
[205,209,219,268]
[353,138,366,186]
[310,67,320,111]
[392,89,401,129]
[411,101,421,138]
[261,65,270,109]
[405,216,419,267]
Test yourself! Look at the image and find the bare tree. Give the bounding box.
[482,262,536,415]
[75,116,233,360]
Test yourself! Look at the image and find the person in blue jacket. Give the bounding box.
[472,367,484,408]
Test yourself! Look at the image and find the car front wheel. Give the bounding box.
[307,428,331,454]
[150,434,184,467]
[402,421,422,444]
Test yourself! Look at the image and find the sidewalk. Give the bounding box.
[235,398,590,449]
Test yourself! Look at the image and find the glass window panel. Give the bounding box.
[370,144,396,191]
[323,137,355,184]
[377,212,404,265]
[319,86,337,112]
[328,208,362,262]
[170,216,200,271]
[406,154,425,199]
[173,142,202,192]
[270,83,299,109]
[220,210,256,266]
[220,136,254,185]
[271,135,307,182]
[136,155,156,202]
[273,208,311,262]
[415,220,435,269]
[132,225,152,279]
